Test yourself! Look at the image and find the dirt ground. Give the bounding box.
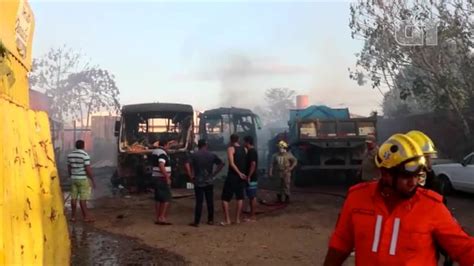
[69,168,474,265]
[87,188,347,265]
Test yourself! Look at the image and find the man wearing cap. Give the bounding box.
[185,139,225,227]
[268,140,297,203]
[359,134,381,182]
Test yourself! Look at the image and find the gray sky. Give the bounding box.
[30,0,384,116]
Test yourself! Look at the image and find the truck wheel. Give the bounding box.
[438,175,453,195]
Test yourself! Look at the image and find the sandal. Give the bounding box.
[219,221,231,226]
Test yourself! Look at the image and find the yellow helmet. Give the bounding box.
[278,140,288,149]
[406,130,437,155]
[375,134,426,173]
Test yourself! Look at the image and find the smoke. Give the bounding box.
[214,54,254,108]
[207,52,309,109]
[206,42,382,117]
[305,39,384,116]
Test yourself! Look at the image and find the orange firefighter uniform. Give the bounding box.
[328,181,474,266]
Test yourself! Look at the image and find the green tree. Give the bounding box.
[349,0,473,137]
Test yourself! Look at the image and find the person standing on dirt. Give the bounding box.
[221,134,247,225]
[150,137,173,225]
[67,140,96,222]
[359,134,381,182]
[185,139,225,227]
[243,135,258,222]
[323,134,474,266]
[268,140,297,203]
[407,130,453,266]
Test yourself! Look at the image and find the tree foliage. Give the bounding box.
[349,0,474,137]
[65,69,120,128]
[29,45,120,126]
[255,88,296,127]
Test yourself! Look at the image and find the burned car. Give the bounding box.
[114,103,194,190]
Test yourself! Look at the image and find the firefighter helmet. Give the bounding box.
[278,140,288,149]
[375,134,426,174]
[406,130,437,156]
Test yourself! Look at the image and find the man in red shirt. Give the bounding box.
[323,134,474,266]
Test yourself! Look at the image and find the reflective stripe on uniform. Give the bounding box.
[389,218,401,255]
[371,215,383,253]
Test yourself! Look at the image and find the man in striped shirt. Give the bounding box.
[67,140,96,222]
[150,138,173,225]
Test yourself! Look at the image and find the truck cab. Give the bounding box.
[285,105,377,186]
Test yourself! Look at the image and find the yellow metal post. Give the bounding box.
[0,0,71,264]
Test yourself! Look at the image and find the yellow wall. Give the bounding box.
[0,0,35,70]
[0,0,71,264]
[0,53,30,107]
[0,0,35,107]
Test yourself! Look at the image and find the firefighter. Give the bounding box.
[323,134,474,266]
[405,130,439,190]
[359,134,381,181]
[268,140,297,203]
[406,130,453,266]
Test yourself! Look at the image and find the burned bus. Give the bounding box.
[198,107,261,152]
[114,103,194,190]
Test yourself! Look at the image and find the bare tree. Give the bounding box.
[29,46,120,127]
[66,69,120,128]
[29,45,89,122]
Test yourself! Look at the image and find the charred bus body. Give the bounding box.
[114,103,194,190]
[198,107,261,152]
